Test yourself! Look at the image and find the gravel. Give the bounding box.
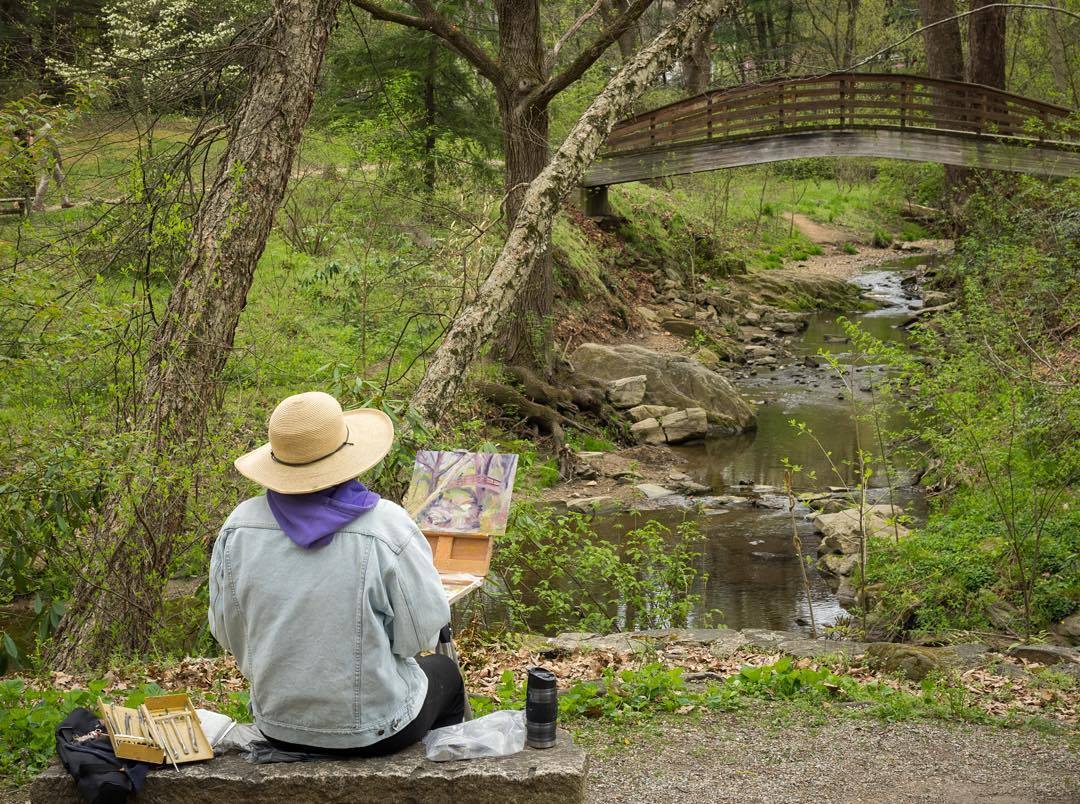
[582,706,1079,803]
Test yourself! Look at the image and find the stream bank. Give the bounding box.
[544,241,954,634]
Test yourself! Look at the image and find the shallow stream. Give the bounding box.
[584,256,938,633]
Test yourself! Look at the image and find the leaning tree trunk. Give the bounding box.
[411,0,729,422]
[46,0,341,671]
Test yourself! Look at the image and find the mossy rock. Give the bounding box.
[865,643,956,681]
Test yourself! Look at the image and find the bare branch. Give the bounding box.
[527,0,656,110]
[348,0,505,88]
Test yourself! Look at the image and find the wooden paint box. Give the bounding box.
[99,694,213,765]
[424,531,492,604]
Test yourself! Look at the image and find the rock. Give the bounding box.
[985,600,1025,633]
[777,638,869,660]
[571,343,755,430]
[708,630,750,657]
[921,290,951,307]
[865,643,957,681]
[606,375,647,408]
[658,408,708,444]
[31,739,587,804]
[739,310,762,325]
[661,318,701,338]
[739,326,772,343]
[1053,612,1080,646]
[814,505,908,555]
[692,347,721,369]
[740,629,797,650]
[566,496,624,515]
[635,483,677,500]
[636,305,659,324]
[817,553,859,577]
[1005,644,1080,666]
[675,480,712,496]
[627,404,678,422]
[742,344,775,360]
[803,355,820,368]
[773,322,800,335]
[629,417,665,445]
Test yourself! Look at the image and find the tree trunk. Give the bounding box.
[601,0,641,62]
[410,0,728,422]
[422,36,438,192]
[492,0,553,370]
[917,0,968,202]
[46,0,341,671]
[842,0,860,69]
[967,0,1006,89]
[676,0,711,94]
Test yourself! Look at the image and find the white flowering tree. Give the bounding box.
[48,0,249,108]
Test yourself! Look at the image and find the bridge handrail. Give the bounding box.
[604,73,1076,155]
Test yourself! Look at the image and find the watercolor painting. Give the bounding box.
[403,451,518,536]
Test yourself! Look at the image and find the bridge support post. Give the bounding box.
[580,185,611,218]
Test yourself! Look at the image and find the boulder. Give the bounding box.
[865,643,956,681]
[814,505,908,555]
[31,739,587,804]
[627,404,678,422]
[742,344,775,360]
[658,408,708,444]
[1005,644,1080,666]
[629,417,665,445]
[661,318,701,338]
[571,343,754,430]
[708,630,750,657]
[636,305,659,324]
[635,483,677,500]
[817,553,859,577]
[566,496,624,515]
[777,638,868,660]
[1053,612,1080,647]
[692,347,721,369]
[606,375,647,408]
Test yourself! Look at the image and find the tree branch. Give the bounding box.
[410,0,729,422]
[527,0,656,110]
[348,0,505,88]
[548,0,604,71]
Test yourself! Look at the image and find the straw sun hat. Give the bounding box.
[234,392,394,494]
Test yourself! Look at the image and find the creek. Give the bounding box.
[582,255,939,634]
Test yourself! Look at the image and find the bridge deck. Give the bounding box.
[583,73,1079,187]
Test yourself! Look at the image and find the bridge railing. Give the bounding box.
[604,73,1075,154]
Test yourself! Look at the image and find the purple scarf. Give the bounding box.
[266,479,381,549]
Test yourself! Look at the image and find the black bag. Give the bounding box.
[55,708,149,804]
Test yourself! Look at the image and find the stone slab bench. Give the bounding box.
[29,730,587,804]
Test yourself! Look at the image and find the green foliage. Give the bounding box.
[486,506,708,634]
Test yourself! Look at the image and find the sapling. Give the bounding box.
[782,465,817,637]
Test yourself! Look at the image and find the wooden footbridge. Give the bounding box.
[582,73,1079,214]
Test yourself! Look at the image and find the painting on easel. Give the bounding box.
[403,450,518,536]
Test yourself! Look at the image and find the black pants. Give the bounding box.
[265,654,466,758]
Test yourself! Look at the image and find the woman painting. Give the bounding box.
[209,391,465,755]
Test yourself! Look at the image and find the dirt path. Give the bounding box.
[784,211,850,245]
[584,708,1080,803]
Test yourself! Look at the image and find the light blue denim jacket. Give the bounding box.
[208,495,451,748]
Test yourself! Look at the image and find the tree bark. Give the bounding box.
[917,0,968,202]
[967,0,1006,89]
[46,0,341,671]
[410,0,729,423]
[601,0,641,62]
[676,0,711,94]
[491,0,554,369]
[422,35,438,192]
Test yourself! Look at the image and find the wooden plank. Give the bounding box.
[584,129,1080,186]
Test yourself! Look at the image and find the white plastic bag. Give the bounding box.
[422,710,526,762]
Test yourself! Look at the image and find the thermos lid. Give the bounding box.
[527,666,556,689]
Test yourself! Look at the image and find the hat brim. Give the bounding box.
[234,408,395,494]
